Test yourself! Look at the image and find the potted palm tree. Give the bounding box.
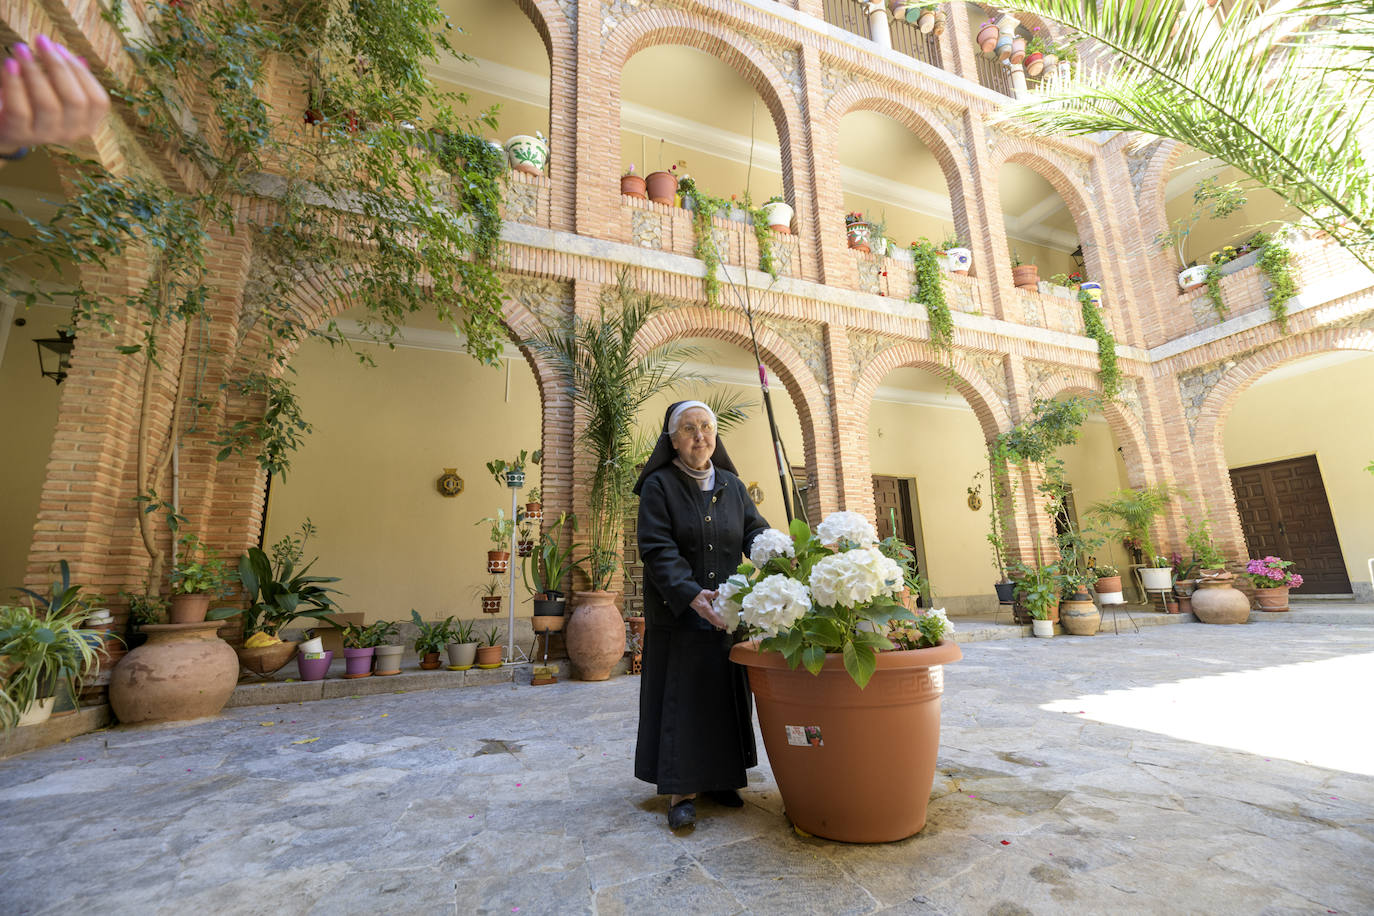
[525,272,699,681]
[1089,483,1184,575]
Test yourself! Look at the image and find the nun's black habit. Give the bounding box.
[633,402,770,795]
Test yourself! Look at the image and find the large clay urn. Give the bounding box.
[1059,596,1101,636]
[731,639,962,842]
[109,622,239,724]
[1191,574,1251,624]
[566,590,624,681]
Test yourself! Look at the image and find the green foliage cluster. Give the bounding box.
[169,535,233,596]
[342,620,400,649]
[3,562,104,730]
[1204,264,1227,320]
[207,519,343,636]
[908,239,953,359]
[410,610,455,655]
[1257,240,1296,332]
[1088,483,1185,563]
[1078,290,1120,399]
[680,183,777,306]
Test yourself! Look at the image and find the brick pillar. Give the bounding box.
[572,2,616,242]
[797,45,852,287]
[820,323,872,516]
[963,121,1023,324]
[940,2,977,82]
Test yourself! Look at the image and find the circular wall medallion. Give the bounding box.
[747,482,765,505]
[437,469,464,497]
[967,491,983,511]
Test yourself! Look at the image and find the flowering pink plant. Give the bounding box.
[1243,556,1303,589]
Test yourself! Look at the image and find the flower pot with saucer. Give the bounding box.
[373,644,403,676]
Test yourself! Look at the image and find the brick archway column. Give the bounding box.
[572,3,613,242]
[964,118,1023,325]
[940,2,977,82]
[798,46,853,287]
[821,324,874,517]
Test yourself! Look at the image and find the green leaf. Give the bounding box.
[802,617,844,649]
[801,644,826,675]
[842,639,878,689]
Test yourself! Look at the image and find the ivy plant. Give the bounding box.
[1079,290,1121,400]
[909,239,953,360]
[0,0,507,591]
[1257,239,1297,332]
[680,181,777,306]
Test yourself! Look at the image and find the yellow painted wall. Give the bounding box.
[264,333,545,624]
[1059,418,1133,571]
[1225,354,1374,593]
[0,307,63,600]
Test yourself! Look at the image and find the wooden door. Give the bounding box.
[872,476,927,605]
[1229,456,1351,594]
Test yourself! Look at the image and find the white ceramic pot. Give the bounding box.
[446,641,478,669]
[996,13,1021,33]
[1140,567,1174,591]
[1097,591,1125,606]
[1057,60,1072,81]
[761,200,794,233]
[1080,281,1102,307]
[504,134,548,176]
[1031,618,1055,638]
[944,247,972,274]
[18,696,56,727]
[84,609,112,626]
[1178,265,1209,291]
[298,636,324,655]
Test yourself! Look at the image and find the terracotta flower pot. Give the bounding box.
[1253,586,1290,612]
[168,593,211,624]
[977,23,999,54]
[846,221,871,253]
[1094,575,1122,594]
[420,651,441,669]
[1024,51,1044,78]
[566,590,624,681]
[620,174,646,198]
[918,10,935,32]
[109,622,239,725]
[1011,264,1039,290]
[475,645,504,667]
[645,170,678,205]
[236,640,299,677]
[517,539,534,557]
[1059,597,1100,636]
[1010,37,1027,65]
[1191,575,1250,624]
[486,551,510,574]
[524,502,543,523]
[481,595,502,615]
[730,639,963,843]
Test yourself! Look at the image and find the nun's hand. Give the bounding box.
[691,589,725,629]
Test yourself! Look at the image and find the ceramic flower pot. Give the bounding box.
[620,174,646,198]
[532,597,566,617]
[236,640,299,677]
[1253,586,1290,612]
[109,622,239,724]
[299,636,324,655]
[524,502,543,523]
[486,551,510,575]
[1031,618,1055,638]
[994,581,1015,604]
[1140,567,1174,591]
[168,593,211,624]
[1024,51,1044,77]
[446,641,478,669]
[420,651,441,669]
[730,639,962,842]
[296,650,333,681]
[1060,597,1100,636]
[504,134,548,176]
[17,696,56,727]
[481,595,502,615]
[1191,575,1250,624]
[933,9,946,35]
[918,9,935,32]
[1080,281,1103,307]
[1010,37,1027,65]
[996,34,1015,61]
[846,221,872,253]
[343,646,375,678]
[1094,575,1124,606]
[1178,265,1209,291]
[373,645,404,676]
[566,590,624,681]
[645,170,678,205]
[475,645,504,668]
[943,247,972,275]
[761,200,794,234]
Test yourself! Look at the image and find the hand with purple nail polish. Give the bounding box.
[0,34,110,160]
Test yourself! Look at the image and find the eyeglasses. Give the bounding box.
[676,422,716,438]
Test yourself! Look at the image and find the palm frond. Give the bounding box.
[994,0,1374,270]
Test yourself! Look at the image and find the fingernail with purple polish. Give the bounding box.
[14,44,32,61]
[35,35,52,52]
[4,59,18,76]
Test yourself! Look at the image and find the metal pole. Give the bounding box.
[507,484,520,663]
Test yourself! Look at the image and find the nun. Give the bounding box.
[633,400,771,831]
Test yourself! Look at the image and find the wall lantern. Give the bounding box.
[34,331,75,384]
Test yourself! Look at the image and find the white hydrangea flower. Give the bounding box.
[923,607,953,635]
[808,547,904,609]
[749,528,795,569]
[712,574,750,619]
[739,573,812,635]
[816,510,878,548]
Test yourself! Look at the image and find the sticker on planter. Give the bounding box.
[786,725,823,747]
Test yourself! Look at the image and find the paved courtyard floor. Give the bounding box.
[3,613,1373,915]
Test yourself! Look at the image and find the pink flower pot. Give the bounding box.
[343,647,374,678]
[297,650,333,681]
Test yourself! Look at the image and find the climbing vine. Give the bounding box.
[681,181,778,307]
[1203,264,1226,320]
[1257,239,1297,332]
[908,239,953,360]
[0,0,508,588]
[1079,291,1121,400]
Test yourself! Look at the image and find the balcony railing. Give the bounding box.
[976,54,1015,97]
[823,0,872,42]
[822,0,942,69]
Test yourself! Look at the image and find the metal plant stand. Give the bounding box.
[503,473,529,666]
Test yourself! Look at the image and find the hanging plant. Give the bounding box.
[1079,290,1121,400]
[1203,264,1226,320]
[748,195,780,282]
[1257,239,1296,332]
[908,239,953,360]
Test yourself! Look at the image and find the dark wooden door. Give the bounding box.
[1229,456,1351,594]
[872,476,914,544]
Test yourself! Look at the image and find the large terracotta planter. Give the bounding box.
[109,622,239,724]
[1060,597,1101,636]
[1254,586,1291,612]
[977,23,999,55]
[620,174,646,198]
[236,640,299,677]
[168,593,211,624]
[644,170,678,205]
[1191,575,1250,624]
[1011,264,1039,290]
[730,639,963,843]
[566,590,624,681]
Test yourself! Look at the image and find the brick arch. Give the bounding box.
[1036,377,1155,491]
[634,307,835,520]
[987,143,1110,288]
[823,85,978,263]
[1192,324,1374,556]
[597,15,811,276]
[855,343,1013,440]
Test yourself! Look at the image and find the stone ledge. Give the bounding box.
[0,705,113,761]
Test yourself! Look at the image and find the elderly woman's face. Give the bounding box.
[670,407,716,469]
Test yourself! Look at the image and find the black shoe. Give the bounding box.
[705,789,744,808]
[667,799,696,830]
